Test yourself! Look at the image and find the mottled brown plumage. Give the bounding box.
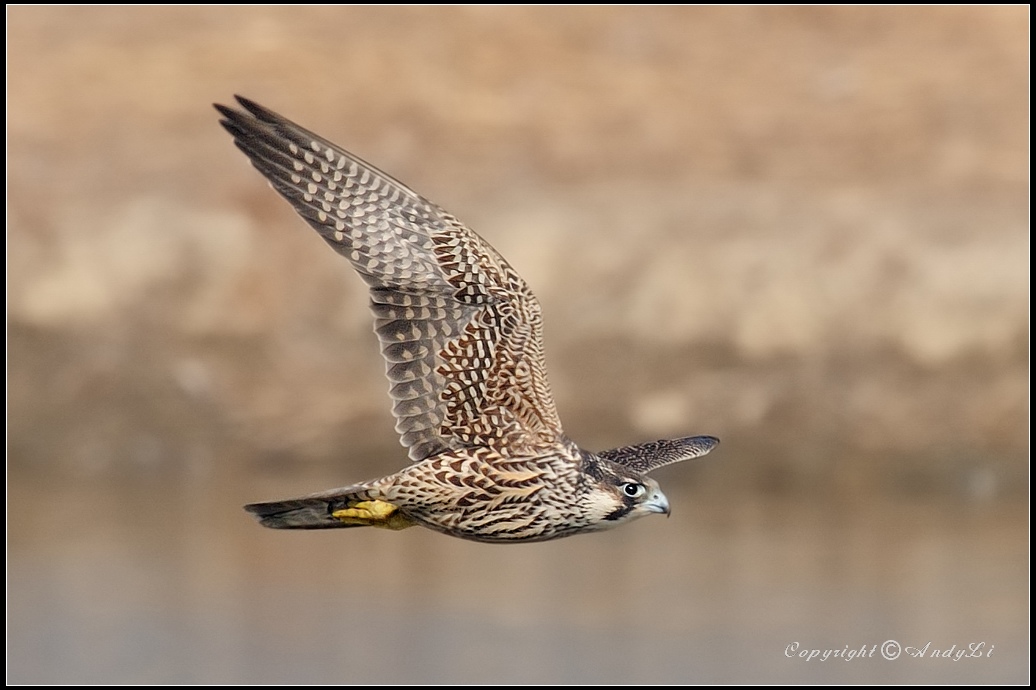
[216,96,718,543]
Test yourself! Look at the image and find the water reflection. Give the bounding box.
[7,469,1026,683]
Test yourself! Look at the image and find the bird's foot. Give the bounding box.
[332,500,415,530]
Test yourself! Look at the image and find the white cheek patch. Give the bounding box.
[587,488,620,512]
[581,488,631,526]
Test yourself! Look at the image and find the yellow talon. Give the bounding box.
[332,500,415,531]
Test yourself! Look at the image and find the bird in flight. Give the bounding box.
[216,96,718,543]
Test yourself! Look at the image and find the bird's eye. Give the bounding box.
[621,482,646,498]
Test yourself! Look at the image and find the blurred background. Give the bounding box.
[7,6,1028,683]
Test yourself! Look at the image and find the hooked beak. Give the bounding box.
[646,489,670,517]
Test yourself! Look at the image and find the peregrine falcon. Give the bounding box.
[216,96,718,543]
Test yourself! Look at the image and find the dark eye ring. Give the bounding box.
[622,482,645,498]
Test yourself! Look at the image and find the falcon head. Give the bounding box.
[579,434,720,531]
[580,460,671,530]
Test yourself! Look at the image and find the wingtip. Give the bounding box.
[232,95,280,122]
[213,95,269,120]
[685,435,720,454]
[213,104,241,130]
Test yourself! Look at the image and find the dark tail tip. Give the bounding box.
[243,498,353,530]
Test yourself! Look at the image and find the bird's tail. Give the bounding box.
[244,485,415,531]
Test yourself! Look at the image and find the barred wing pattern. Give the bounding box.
[597,435,719,474]
[217,97,564,462]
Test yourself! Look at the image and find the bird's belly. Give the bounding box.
[385,451,591,543]
[398,486,587,543]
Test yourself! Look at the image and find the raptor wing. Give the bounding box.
[217,96,564,462]
[598,435,719,474]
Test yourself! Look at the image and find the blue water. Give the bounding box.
[7,470,1027,683]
